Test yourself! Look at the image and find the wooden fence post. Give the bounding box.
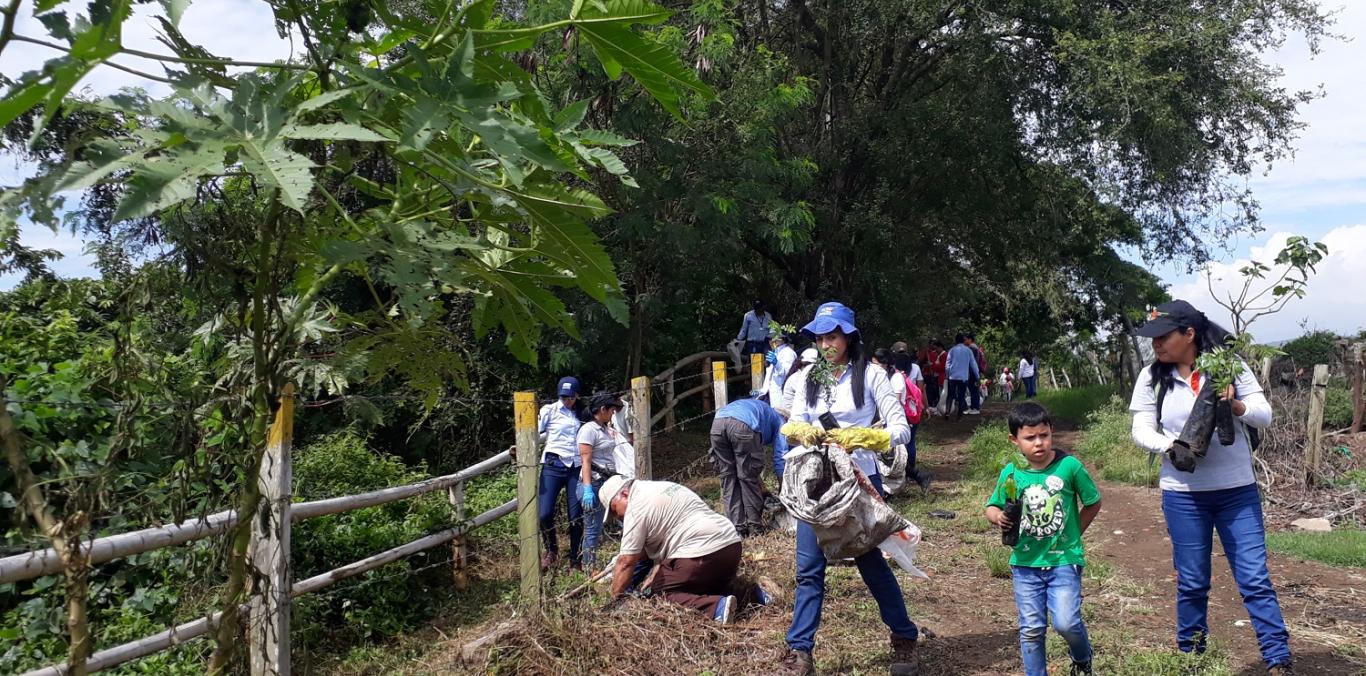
[1062,368,1073,389]
[664,372,676,430]
[1048,367,1059,390]
[249,383,294,676]
[513,392,541,606]
[1305,364,1330,486]
[702,360,714,412]
[631,376,652,479]
[448,480,467,590]
[713,361,729,410]
[1351,344,1363,434]
[751,353,765,393]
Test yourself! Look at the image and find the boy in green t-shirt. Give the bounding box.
[986,402,1102,676]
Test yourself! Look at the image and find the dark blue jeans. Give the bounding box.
[947,379,969,417]
[581,469,609,567]
[968,374,981,410]
[906,424,919,469]
[538,461,582,562]
[1023,375,1037,398]
[786,475,917,652]
[1161,484,1291,668]
[1012,564,1092,675]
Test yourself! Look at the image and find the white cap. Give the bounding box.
[800,348,819,361]
[599,475,630,521]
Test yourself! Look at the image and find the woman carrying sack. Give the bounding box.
[1128,300,1291,674]
[577,391,626,568]
[779,302,922,676]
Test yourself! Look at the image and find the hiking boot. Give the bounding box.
[909,469,932,494]
[713,595,737,624]
[890,634,919,676]
[779,647,816,676]
[1070,661,1093,676]
[1267,663,1293,675]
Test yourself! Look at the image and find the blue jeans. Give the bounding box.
[1012,564,1092,675]
[581,470,608,567]
[906,424,919,469]
[969,374,981,410]
[538,461,582,562]
[1161,484,1291,667]
[786,475,918,652]
[1023,375,1037,398]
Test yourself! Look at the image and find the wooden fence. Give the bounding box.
[1,352,753,675]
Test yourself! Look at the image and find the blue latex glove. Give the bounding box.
[580,482,597,509]
[765,350,777,365]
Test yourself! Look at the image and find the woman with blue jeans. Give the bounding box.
[537,376,586,570]
[577,391,626,568]
[1129,300,1292,674]
[780,302,920,676]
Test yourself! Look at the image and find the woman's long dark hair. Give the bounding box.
[1147,313,1234,394]
[1021,350,1036,366]
[872,348,895,377]
[806,332,868,408]
[788,353,813,380]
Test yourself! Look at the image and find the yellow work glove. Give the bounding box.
[780,421,826,448]
[827,427,892,452]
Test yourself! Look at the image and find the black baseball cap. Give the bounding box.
[1134,300,1208,338]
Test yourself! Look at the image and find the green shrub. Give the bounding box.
[1032,385,1116,425]
[291,431,454,645]
[1076,398,1158,487]
[1281,330,1339,368]
[1266,530,1366,568]
[965,422,1023,482]
[1323,382,1354,430]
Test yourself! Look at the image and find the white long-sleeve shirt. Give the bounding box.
[764,344,798,403]
[788,362,910,477]
[1128,360,1272,492]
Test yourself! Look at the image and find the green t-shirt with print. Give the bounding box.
[986,452,1101,568]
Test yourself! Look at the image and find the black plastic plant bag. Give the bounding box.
[1215,398,1236,446]
[1169,383,1220,472]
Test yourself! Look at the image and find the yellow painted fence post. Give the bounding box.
[514,392,541,605]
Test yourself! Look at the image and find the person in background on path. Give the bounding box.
[892,341,926,392]
[945,334,980,420]
[893,351,932,492]
[931,341,949,415]
[710,395,789,536]
[777,347,820,419]
[1001,366,1015,401]
[986,402,1101,676]
[1128,300,1291,674]
[780,302,922,676]
[537,376,586,571]
[737,300,774,357]
[965,333,987,414]
[979,376,992,406]
[1018,351,1038,398]
[602,476,753,623]
[765,333,799,404]
[578,392,626,568]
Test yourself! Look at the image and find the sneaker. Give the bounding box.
[755,585,774,606]
[910,469,933,494]
[966,409,981,416]
[779,647,816,676]
[1070,661,1093,676]
[890,634,920,676]
[713,595,736,624]
[1267,663,1294,675]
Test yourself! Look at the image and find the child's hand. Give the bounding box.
[986,506,1013,529]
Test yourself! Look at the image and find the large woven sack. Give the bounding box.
[779,444,909,559]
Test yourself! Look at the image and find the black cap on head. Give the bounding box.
[1135,300,1208,338]
[587,391,624,414]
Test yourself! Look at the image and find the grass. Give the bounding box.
[1074,397,1159,487]
[1033,385,1118,426]
[965,421,1022,482]
[1265,530,1366,568]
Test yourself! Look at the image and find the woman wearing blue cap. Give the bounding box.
[779,302,922,676]
[537,376,586,570]
[1128,300,1290,674]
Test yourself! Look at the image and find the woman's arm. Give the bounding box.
[1129,370,1173,454]
[789,366,813,424]
[1232,362,1273,429]
[579,442,593,484]
[869,369,911,447]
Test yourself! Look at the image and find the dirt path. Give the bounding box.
[902,406,1366,676]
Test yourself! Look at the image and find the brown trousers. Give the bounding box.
[648,541,743,615]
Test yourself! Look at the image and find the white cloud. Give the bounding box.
[1169,225,1366,342]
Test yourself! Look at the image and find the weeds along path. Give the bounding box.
[382,401,1365,676]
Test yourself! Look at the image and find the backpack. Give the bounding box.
[902,372,925,425]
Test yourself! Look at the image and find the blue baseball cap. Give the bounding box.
[556,376,581,397]
[801,302,858,337]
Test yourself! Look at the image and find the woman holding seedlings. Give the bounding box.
[1128,300,1291,674]
[779,302,921,676]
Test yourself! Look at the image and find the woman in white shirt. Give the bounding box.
[1018,351,1037,398]
[765,335,799,404]
[1127,300,1290,672]
[780,302,920,676]
[577,392,625,568]
[537,376,586,570]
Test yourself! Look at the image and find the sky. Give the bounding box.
[2,1,1364,342]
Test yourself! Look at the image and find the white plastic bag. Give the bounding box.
[613,441,636,479]
[878,524,930,580]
